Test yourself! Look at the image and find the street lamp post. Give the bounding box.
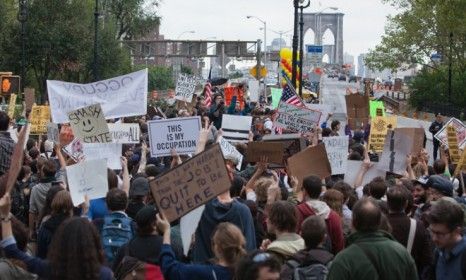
[247,16,267,70]
[299,1,310,97]
[18,0,28,92]
[292,0,300,89]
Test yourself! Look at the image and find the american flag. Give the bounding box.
[281,72,304,107]
[204,68,212,107]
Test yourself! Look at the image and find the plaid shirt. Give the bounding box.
[0,131,15,176]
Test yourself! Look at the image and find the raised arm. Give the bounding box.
[136,142,148,174]
[120,157,130,195]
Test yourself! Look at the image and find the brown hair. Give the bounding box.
[268,201,298,232]
[51,190,74,216]
[212,222,246,268]
[254,177,275,205]
[322,189,344,217]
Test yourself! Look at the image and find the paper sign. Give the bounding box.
[306,104,332,126]
[246,142,284,164]
[287,143,331,186]
[274,101,322,133]
[377,129,413,175]
[345,94,369,129]
[150,144,231,222]
[271,88,282,109]
[175,74,197,102]
[323,136,349,175]
[47,69,148,123]
[447,125,461,164]
[82,143,122,170]
[248,80,260,102]
[24,88,35,111]
[180,205,205,255]
[108,123,140,144]
[63,138,85,162]
[68,103,112,143]
[66,159,109,206]
[344,160,386,187]
[219,137,243,170]
[47,123,59,143]
[30,105,51,134]
[147,116,201,157]
[221,114,252,143]
[434,118,466,150]
[368,116,398,153]
[7,94,16,119]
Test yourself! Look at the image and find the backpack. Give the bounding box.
[101,216,134,265]
[114,255,164,280]
[286,259,330,280]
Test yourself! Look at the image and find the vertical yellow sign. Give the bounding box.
[368,116,398,153]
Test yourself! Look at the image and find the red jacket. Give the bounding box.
[296,202,345,254]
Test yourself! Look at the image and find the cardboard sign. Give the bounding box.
[287,143,331,186]
[306,104,332,126]
[47,123,60,143]
[434,118,466,150]
[175,74,197,102]
[82,143,122,170]
[447,125,461,164]
[344,160,386,187]
[47,69,148,123]
[262,133,307,168]
[5,124,29,194]
[368,116,398,153]
[68,103,112,143]
[396,127,425,155]
[274,101,322,133]
[24,88,35,111]
[30,105,51,134]
[63,138,85,162]
[219,137,243,170]
[150,144,231,222]
[147,116,201,157]
[454,148,466,176]
[221,114,252,143]
[108,123,140,144]
[66,159,109,206]
[323,136,349,175]
[246,142,284,164]
[345,94,369,129]
[377,129,413,175]
[7,94,16,118]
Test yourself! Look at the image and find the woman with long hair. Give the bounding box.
[0,193,112,280]
[157,214,246,280]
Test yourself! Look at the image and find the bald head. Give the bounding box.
[352,198,382,233]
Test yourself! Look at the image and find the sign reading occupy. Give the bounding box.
[150,144,231,222]
[67,103,112,143]
[147,116,201,157]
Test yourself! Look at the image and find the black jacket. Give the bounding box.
[37,214,69,258]
[281,247,334,280]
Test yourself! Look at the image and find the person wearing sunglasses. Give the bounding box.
[235,251,281,280]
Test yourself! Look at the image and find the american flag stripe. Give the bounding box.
[281,71,304,107]
[204,82,212,107]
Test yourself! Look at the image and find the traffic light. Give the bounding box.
[1,76,21,97]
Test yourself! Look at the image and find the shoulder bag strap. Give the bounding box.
[355,243,384,280]
[406,218,417,254]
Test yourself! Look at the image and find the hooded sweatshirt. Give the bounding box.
[192,198,256,263]
[37,214,69,258]
[267,233,305,264]
[296,200,344,254]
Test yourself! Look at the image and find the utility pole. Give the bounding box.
[18,0,28,92]
[93,0,100,81]
[292,0,299,89]
[299,1,310,97]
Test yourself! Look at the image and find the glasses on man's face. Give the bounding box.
[428,227,453,238]
[252,252,272,263]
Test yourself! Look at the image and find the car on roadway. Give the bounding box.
[348,75,358,83]
[338,74,346,81]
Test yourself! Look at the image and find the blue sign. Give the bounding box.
[306,45,323,53]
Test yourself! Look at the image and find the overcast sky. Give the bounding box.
[158,0,398,60]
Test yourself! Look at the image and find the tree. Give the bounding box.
[180,65,194,75]
[147,66,174,90]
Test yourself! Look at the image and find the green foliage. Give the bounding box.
[147,66,174,90]
[180,65,194,75]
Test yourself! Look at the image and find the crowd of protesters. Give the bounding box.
[0,87,464,280]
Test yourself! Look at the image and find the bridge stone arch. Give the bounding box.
[302,12,344,65]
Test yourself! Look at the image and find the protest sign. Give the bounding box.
[271,88,282,109]
[7,94,16,119]
[5,124,29,194]
[47,123,59,143]
[66,159,108,206]
[219,137,243,170]
[368,116,398,153]
[369,100,385,117]
[24,88,35,111]
[174,74,197,102]
[447,125,461,164]
[30,105,51,134]
[68,103,112,143]
[82,143,122,170]
[246,142,284,164]
[274,101,321,133]
[63,138,85,162]
[47,69,148,123]
[262,133,307,168]
[147,116,201,157]
[396,127,425,155]
[323,136,349,175]
[344,160,386,187]
[287,143,331,186]
[306,104,331,126]
[59,125,74,146]
[221,114,252,143]
[108,123,140,144]
[224,86,245,110]
[345,94,369,128]
[378,129,413,175]
[434,118,466,150]
[180,205,205,255]
[248,80,260,102]
[454,148,466,176]
[150,144,231,222]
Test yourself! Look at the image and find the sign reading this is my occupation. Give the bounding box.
[108,123,140,144]
[67,103,112,143]
[150,144,231,222]
[147,116,201,157]
[174,74,197,102]
[274,101,322,133]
